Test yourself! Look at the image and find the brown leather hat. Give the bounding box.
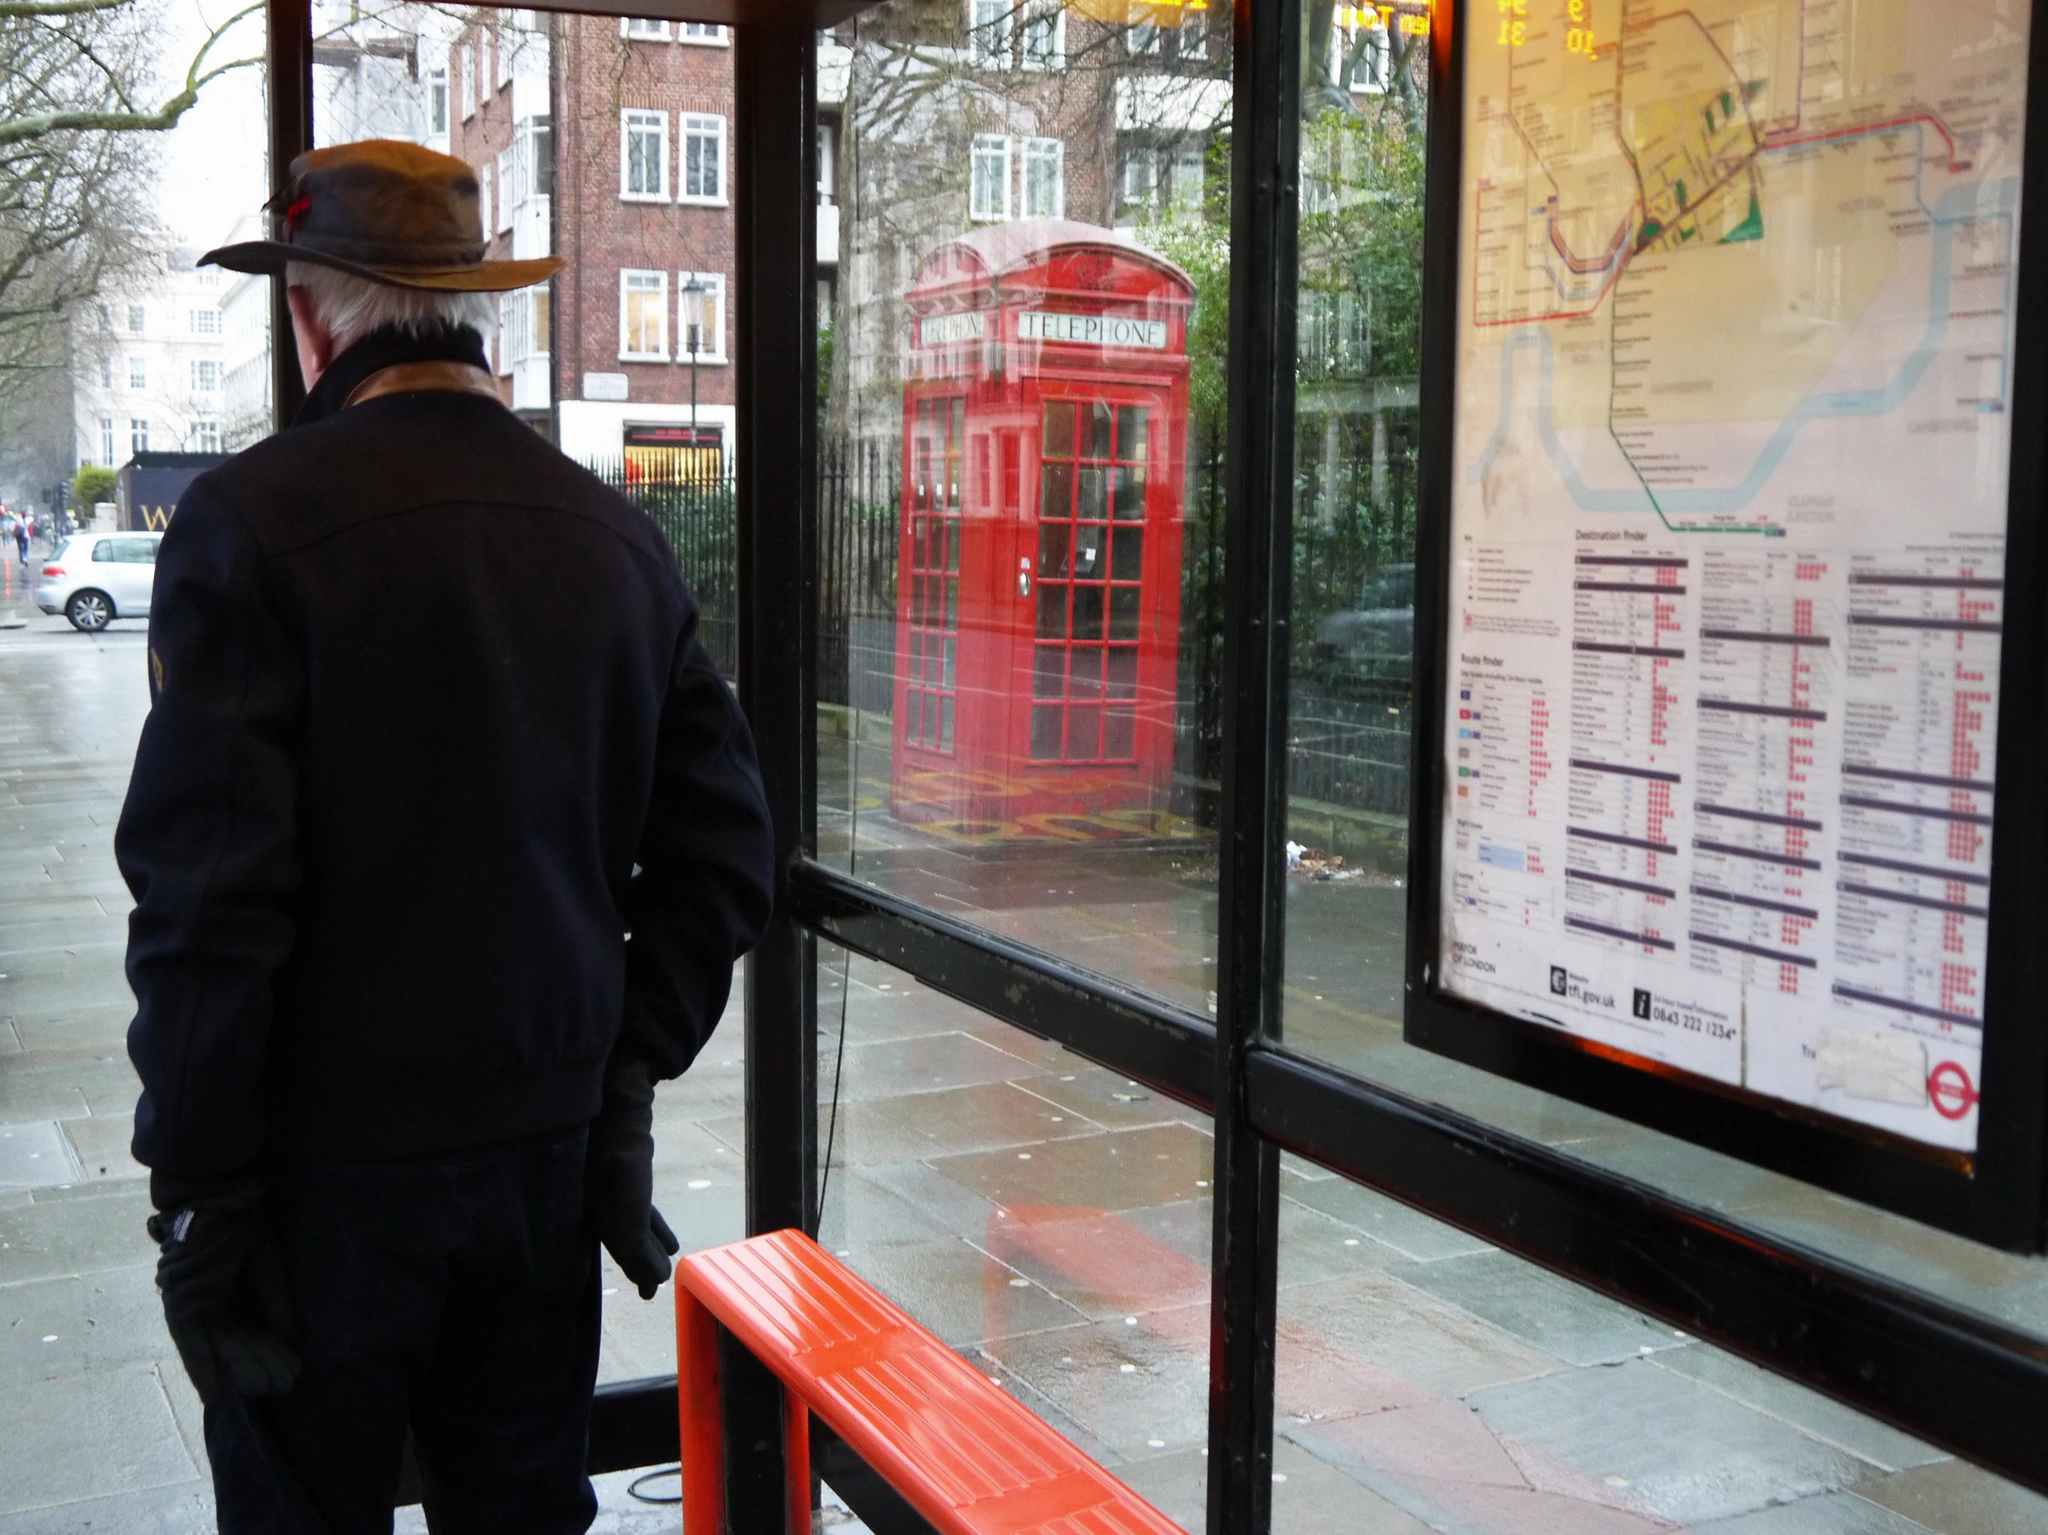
[199,139,563,292]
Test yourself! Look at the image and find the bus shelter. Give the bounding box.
[120,0,2048,1526]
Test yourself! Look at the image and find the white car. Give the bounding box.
[35,532,162,632]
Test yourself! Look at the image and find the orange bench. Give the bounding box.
[674,1228,1186,1535]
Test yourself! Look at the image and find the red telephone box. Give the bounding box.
[892,220,1195,839]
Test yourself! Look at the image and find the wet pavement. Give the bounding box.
[0,616,2043,1531]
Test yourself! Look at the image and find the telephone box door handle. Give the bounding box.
[1017,557,1031,597]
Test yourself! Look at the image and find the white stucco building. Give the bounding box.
[73,247,230,470]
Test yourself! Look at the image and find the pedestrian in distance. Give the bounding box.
[12,515,24,567]
[115,140,777,1535]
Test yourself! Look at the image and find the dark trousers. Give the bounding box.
[205,1126,602,1535]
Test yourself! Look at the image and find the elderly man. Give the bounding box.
[115,141,775,1533]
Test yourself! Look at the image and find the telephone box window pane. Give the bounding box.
[1034,645,1064,698]
[1042,400,1074,458]
[1037,582,1068,638]
[1039,522,1071,578]
[975,436,991,508]
[1068,705,1102,760]
[1070,647,1102,699]
[946,580,959,626]
[943,639,956,690]
[1106,646,1138,699]
[946,525,960,572]
[1117,406,1148,461]
[1041,462,1073,519]
[1112,466,1146,520]
[1077,466,1107,520]
[1073,585,1104,640]
[1031,706,1063,760]
[1104,708,1135,760]
[1085,401,1113,459]
[1073,524,1102,577]
[906,692,923,743]
[939,697,954,752]
[1112,527,1143,580]
[1109,586,1141,641]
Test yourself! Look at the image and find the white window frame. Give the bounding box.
[1020,4,1064,70]
[679,114,726,204]
[621,15,670,38]
[459,44,475,119]
[677,271,727,364]
[98,356,112,388]
[497,148,516,229]
[971,0,1012,68]
[496,24,515,86]
[189,308,221,335]
[1171,139,1207,213]
[191,359,221,392]
[1022,136,1063,219]
[621,109,668,201]
[619,269,669,360]
[970,133,1011,222]
[429,66,448,134]
[130,417,150,454]
[99,417,115,465]
[479,163,494,237]
[1127,20,1161,56]
[126,304,145,333]
[192,420,221,453]
[1121,144,1157,213]
[128,355,146,389]
[679,22,728,43]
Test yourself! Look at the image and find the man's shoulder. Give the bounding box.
[194,401,674,570]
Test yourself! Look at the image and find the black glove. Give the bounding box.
[585,1055,680,1299]
[147,1173,300,1406]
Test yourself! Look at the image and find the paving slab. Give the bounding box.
[751,1079,1104,1168]
[1647,1345,1945,1475]
[1687,1490,1938,1534]
[0,1480,216,1535]
[0,1366,196,1516]
[1276,1270,1562,1401]
[1395,1248,1688,1367]
[1279,1175,1495,1263]
[0,1267,166,1388]
[1469,1355,1876,1525]
[0,1121,83,1189]
[836,1232,1089,1350]
[1851,1457,2048,1535]
[1005,1064,1203,1131]
[0,1182,152,1285]
[825,1030,1050,1103]
[927,1122,1214,1212]
[982,1304,1210,1460]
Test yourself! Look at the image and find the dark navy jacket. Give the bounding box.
[116,327,775,1179]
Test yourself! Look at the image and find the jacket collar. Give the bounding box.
[294,324,492,427]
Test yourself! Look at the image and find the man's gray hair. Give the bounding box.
[286,262,497,352]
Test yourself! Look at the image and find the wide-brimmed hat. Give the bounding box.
[199,139,563,292]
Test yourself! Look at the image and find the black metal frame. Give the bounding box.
[1401,0,2048,1254]
[249,0,2048,1522]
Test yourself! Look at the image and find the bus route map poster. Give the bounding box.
[1438,0,2028,1153]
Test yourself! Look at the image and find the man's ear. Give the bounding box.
[285,286,336,391]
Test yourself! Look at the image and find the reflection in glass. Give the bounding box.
[816,0,1230,1014]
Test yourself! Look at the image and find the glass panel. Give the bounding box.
[1279,0,2048,1381]
[1107,646,1139,700]
[1043,399,1075,458]
[1071,646,1102,700]
[1112,465,1147,520]
[1085,400,1113,459]
[1032,705,1064,760]
[1040,521,1072,579]
[816,949,1213,1529]
[1109,586,1141,641]
[1042,461,1075,520]
[1073,585,1104,641]
[816,0,1231,1017]
[1113,526,1145,580]
[1035,645,1066,699]
[1269,1168,2048,1531]
[1117,405,1148,463]
[1077,465,1108,521]
[1038,581,1068,638]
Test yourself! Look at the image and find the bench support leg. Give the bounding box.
[785,1396,811,1535]
[677,1287,725,1535]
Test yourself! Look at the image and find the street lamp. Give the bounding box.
[680,274,707,485]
